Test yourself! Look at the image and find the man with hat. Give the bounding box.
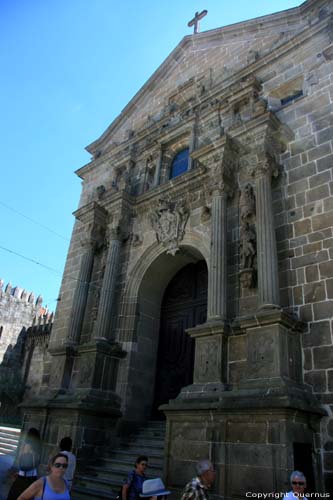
[181,459,216,500]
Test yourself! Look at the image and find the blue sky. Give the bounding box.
[0,0,300,310]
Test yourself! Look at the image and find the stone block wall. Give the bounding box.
[0,279,45,363]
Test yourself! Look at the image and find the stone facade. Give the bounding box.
[20,0,333,496]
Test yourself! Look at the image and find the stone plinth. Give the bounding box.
[238,310,303,389]
[173,322,227,402]
[163,402,325,497]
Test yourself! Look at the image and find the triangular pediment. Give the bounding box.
[85,0,326,158]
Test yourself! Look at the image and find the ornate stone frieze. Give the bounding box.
[150,197,189,256]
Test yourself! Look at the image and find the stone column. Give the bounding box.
[255,158,280,309]
[207,187,228,321]
[94,226,122,340]
[153,147,163,187]
[67,237,96,344]
[188,117,197,171]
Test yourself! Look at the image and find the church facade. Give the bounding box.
[21,0,333,495]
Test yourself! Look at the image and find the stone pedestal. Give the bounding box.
[162,310,326,496]
[163,403,325,498]
[20,396,121,469]
[238,310,303,389]
[21,338,125,467]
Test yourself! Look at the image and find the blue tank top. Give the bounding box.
[35,477,70,500]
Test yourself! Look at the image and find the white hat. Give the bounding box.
[140,478,171,497]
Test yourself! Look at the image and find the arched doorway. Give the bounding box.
[152,260,207,417]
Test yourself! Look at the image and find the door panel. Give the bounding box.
[152,261,207,417]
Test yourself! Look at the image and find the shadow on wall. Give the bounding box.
[0,315,53,425]
[0,327,27,425]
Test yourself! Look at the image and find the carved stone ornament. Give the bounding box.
[239,184,257,288]
[150,197,189,256]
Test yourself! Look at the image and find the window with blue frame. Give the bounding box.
[170,148,189,179]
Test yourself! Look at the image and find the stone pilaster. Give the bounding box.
[67,238,96,345]
[67,202,107,345]
[94,225,123,341]
[153,147,163,187]
[207,188,228,321]
[255,157,280,309]
[188,116,198,171]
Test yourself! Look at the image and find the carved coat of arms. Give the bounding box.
[150,198,189,256]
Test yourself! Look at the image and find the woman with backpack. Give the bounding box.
[7,428,41,500]
[17,453,70,500]
[122,456,149,500]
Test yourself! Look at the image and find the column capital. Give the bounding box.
[74,201,108,226]
[107,224,125,241]
[254,154,281,180]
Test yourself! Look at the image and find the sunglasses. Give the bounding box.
[53,463,68,469]
[292,481,305,486]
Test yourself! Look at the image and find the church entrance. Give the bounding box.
[152,260,207,417]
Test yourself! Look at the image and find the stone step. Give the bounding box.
[135,430,165,439]
[72,421,166,497]
[75,474,120,495]
[0,445,16,455]
[0,434,20,445]
[121,438,164,455]
[110,449,164,464]
[0,439,17,451]
[72,484,116,500]
[96,457,163,472]
[0,426,21,457]
[85,465,163,482]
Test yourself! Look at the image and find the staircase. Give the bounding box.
[72,421,166,500]
[0,425,21,455]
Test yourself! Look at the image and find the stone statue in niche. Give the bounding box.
[144,155,156,192]
[240,222,257,270]
[150,197,189,256]
[239,183,257,289]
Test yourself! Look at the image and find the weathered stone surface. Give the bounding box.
[313,346,333,370]
[302,321,332,348]
[305,265,319,283]
[304,371,327,392]
[319,261,333,279]
[313,300,333,320]
[304,281,326,303]
[326,278,333,299]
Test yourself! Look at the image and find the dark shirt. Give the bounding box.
[125,470,146,500]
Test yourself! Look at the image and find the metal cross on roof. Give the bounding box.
[188,10,208,34]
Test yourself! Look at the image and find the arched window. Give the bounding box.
[170,148,189,179]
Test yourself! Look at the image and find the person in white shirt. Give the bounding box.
[58,437,76,490]
[282,471,306,499]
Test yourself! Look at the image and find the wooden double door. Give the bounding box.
[152,261,207,417]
